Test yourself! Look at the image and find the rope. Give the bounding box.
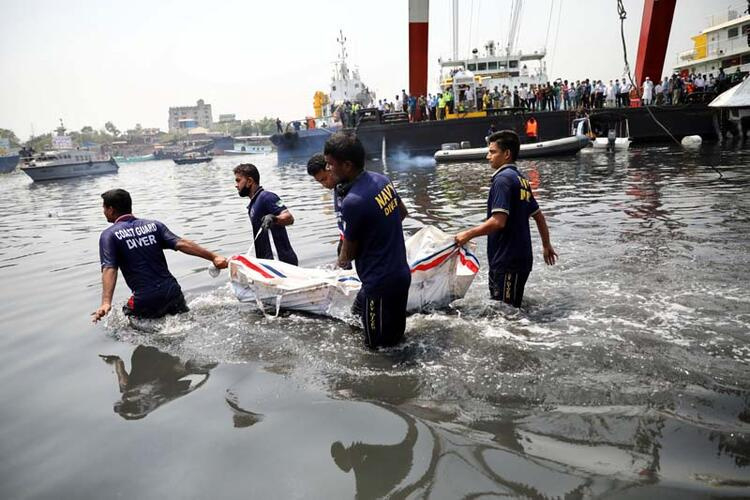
[616,0,723,178]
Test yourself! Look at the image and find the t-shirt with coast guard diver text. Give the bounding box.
[487,164,540,273]
[247,187,298,265]
[340,171,410,295]
[99,214,181,300]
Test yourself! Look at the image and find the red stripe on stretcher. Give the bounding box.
[411,247,455,272]
[231,255,275,279]
[458,249,480,274]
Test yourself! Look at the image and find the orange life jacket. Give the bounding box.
[526,119,538,137]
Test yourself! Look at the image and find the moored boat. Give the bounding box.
[434,134,591,163]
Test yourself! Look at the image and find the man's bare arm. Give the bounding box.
[92,267,117,323]
[454,212,507,246]
[272,209,294,226]
[175,239,228,269]
[532,210,557,265]
[338,238,360,268]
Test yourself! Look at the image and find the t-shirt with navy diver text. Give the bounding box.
[99,214,181,301]
[487,164,540,273]
[340,171,410,295]
[247,187,298,265]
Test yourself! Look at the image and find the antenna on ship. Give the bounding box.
[452,0,459,60]
[337,30,349,81]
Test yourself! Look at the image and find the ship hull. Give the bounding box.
[0,155,19,173]
[273,104,719,162]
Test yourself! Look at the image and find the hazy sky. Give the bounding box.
[0,0,740,139]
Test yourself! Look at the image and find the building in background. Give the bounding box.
[168,99,213,132]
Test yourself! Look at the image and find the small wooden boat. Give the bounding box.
[173,156,212,165]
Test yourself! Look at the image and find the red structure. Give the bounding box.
[634,0,677,85]
[408,0,429,98]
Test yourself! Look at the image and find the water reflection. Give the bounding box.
[330,404,419,499]
[99,345,216,420]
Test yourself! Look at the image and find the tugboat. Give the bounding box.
[270,31,373,162]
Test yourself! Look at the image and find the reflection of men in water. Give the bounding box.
[100,345,215,420]
[455,130,557,307]
[92,189,228,322]
[306,154,350,269]
[331,405,418,499]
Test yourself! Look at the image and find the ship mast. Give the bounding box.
[506,0,523,56]
[336,30,349,81]
[452,0,459,60]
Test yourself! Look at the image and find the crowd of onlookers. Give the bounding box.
[366,67,745,123]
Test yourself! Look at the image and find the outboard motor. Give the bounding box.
[607,128,616,153]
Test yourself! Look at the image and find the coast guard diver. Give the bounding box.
[324,132,410,348]
[455,130,557,308]
[234,163,298,265]
[92,189,228,322]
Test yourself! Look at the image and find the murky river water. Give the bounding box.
[1,145,749,498]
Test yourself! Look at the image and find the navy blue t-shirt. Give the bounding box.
[341,171,410,295]
[248,187,298,265]
[487,165,540,273]
[99,215,181,300]
[333,189,344,239]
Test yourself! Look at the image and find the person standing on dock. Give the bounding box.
[324,132,410,348]
[92,189,228,322]
[234,163,298,266]
[454,130,557,308]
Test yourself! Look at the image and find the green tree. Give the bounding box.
[104,121,120,137]
[0,128,21,147]
[25,133,53,151]
[256,117,277,135]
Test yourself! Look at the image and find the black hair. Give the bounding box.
[323,132,365,171]
[233,163,260,184]
[488,130,520,162]
[101,189,132,215]
[306,153,327,176]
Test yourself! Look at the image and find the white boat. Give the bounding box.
[21,150,118,182]
[227,226,480,318]
[591,118,631,151]
[224,136,273,155]
[434,135,590,163]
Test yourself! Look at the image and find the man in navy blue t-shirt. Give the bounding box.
[455,130,557,307]
[234,163,298,266]
[306,154,350,268]
[92,189,228,322]
[324,132,410,348]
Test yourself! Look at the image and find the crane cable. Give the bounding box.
[617,0,722,177]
